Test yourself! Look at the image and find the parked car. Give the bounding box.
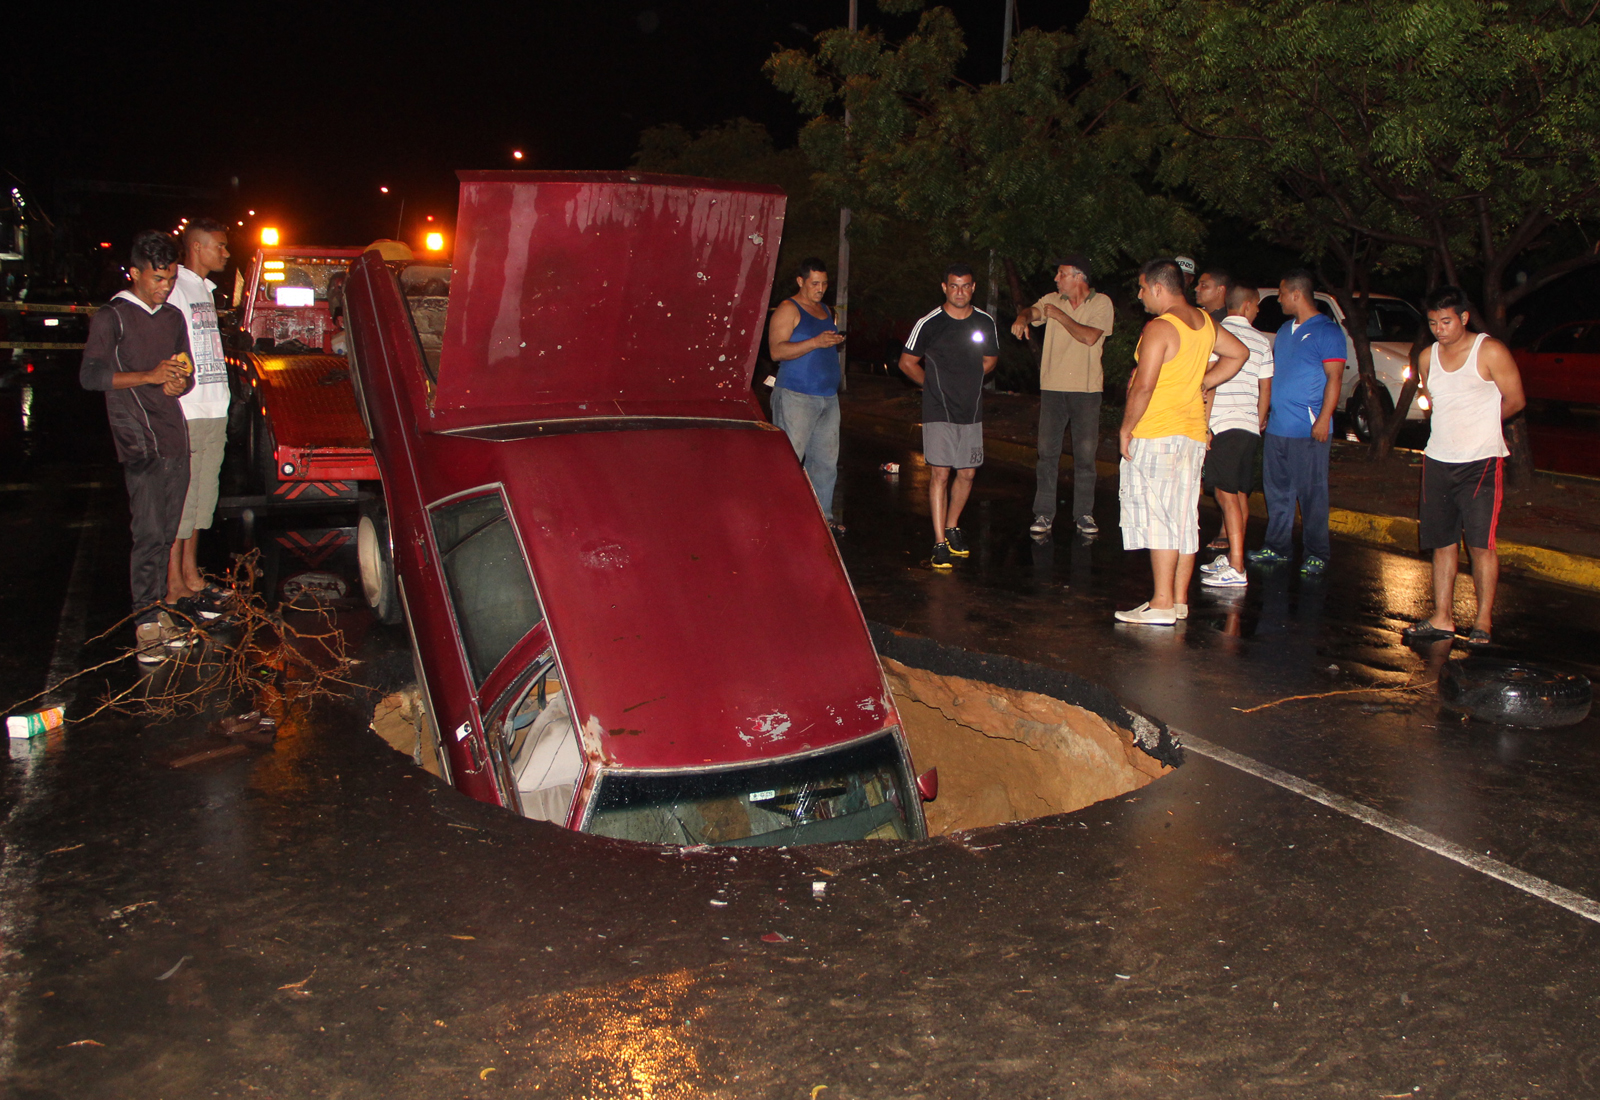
[1512,320,1600,407]
[342,170,929,847]
[1252,290,1427,440]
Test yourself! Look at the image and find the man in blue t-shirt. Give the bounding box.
[897,263,1000,569]
[1249,269,1346,574]
[767,257,847,532]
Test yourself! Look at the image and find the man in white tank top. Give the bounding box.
[1402,287,1525,648]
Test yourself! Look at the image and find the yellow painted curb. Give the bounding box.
[840,407,1600,594]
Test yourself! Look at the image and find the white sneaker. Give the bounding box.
[1175,603,1188,619]
[1029,514,1054,535]
[1115,601,1178,625]
[1199,553,1230,575]
[1202,566,1249,588]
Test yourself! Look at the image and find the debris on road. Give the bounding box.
[8,704,64,739]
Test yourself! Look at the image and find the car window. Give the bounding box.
[494,656,579,824]
[257,257,345,305]
[430,492,544,687]
[1367,300,1423,343]
[1537,324,1587,353]
[1568,324,1600,354]
[586,733,917,847]
[1253,294,1288,335]
[1314,296,1337,322]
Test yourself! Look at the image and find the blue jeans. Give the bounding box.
[771,387,840,521]
[1262,432,1331,560]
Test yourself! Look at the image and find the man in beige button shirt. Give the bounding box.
[1011,255,1115,535]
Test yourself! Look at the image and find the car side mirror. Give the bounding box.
[916,768,938,802]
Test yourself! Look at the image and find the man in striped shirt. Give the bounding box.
[1200,286,1274,588]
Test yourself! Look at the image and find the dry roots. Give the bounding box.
[8,550,361,725]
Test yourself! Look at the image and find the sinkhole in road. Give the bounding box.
[370,627,1182,843]
[881,656,1176,836]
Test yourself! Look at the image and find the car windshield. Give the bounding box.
[401,264,451,380]
[586,733,919,847]
[1366,300,1422,343]
[256,257,347,305]
[430,492,544,686]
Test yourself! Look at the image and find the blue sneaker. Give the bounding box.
[1300,555,1328,576]
[1247,546,1291,565]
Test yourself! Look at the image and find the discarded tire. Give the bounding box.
[1439,658,1592,728]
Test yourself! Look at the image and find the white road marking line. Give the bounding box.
[44,495,104,702]
[0,486,104,1078]
[1179,731,1600,925]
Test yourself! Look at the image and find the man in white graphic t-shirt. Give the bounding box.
[164,218,233,616]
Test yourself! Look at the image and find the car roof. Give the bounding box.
[431,171,787,432]
[1256,287,1411,305]
[467,425,895,771]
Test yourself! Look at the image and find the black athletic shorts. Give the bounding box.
[1203,429,1259,494]
[1419,455,1503,550]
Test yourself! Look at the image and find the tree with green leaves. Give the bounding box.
[765,2,1201,352]
[1091,0,1600,471]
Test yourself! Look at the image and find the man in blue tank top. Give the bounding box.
[767,258,847,533]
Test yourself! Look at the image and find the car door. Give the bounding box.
[1522,323,1588,403]
[425,487,550,809]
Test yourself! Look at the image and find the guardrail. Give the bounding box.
[0,302,99,314]
[0,301,97,351]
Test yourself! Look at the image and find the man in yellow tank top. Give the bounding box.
[1115,259,1250,625]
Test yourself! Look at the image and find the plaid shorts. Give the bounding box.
[1119,435,1205,553]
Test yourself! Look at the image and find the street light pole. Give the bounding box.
[836,0,857,389]
[987,0,1016,321]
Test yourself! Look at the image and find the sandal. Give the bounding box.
[1402,619,1455,642]
[1206,535,1230,551]
[1464,628,1492,647]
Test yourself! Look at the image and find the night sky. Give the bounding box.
[11,1,1077,252]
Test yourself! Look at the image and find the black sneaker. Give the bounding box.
[1075,514,1099,535]
[943,527,970,556]
[931,541,954,570]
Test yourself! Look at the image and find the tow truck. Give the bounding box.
[228,246,380,503]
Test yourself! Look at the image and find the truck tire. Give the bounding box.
[358,507,402,625]
[1439,657,1592,728]
[248,398,282,496]
[1346,383,1395,445]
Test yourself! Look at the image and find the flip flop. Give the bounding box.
[1402,619,1455,642]
[1465,628,1492,647]
[1206,535,1230,551]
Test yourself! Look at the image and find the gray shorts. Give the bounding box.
[922,421,984,469]
[178,416,228,539]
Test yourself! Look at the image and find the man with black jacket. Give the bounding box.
[80,231,195,660]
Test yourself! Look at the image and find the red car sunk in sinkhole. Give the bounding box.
[342,171,929,846]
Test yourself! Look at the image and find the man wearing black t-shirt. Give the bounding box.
[897,264,1000,569]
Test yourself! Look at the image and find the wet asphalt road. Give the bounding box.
[3,369,1600,1099]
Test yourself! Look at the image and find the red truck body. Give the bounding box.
[230,247,378,498]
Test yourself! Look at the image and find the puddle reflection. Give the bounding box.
[496,968,727,1098]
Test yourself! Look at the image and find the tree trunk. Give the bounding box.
[1475,269,1537,490]
[1323,281,1392,459]
[1002,257,1040,360]
[1374,340,1424,457]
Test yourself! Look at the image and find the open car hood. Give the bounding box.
[433,171,787,431]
